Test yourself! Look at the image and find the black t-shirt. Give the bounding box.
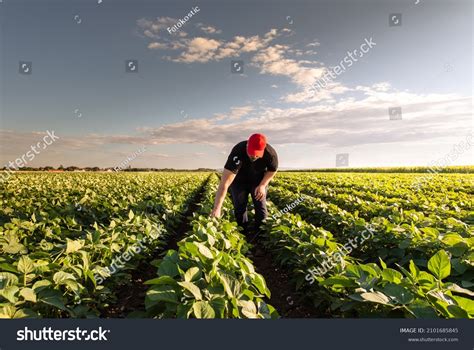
[224,141,278,185]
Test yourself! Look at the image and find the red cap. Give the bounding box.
[247,133,267,157]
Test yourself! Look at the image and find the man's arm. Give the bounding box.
[210,169,236,217]
[254,171,277,200]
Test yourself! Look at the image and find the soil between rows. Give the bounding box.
[246,232,322,318]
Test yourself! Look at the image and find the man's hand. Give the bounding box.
[210,207,222,218]
[254,185,266,201]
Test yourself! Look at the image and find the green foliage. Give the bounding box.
[260,172,473,319]
[0,172,209,318]
[144,175,277,319]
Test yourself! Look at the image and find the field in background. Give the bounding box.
[0,168,472,319]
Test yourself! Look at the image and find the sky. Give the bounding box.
[0,0,472,169]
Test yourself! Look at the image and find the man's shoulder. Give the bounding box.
[232,141,247,152]
[265,143,277,155]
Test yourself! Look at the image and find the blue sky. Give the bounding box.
[0,0,472,169]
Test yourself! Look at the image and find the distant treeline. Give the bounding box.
[282,166,473,173]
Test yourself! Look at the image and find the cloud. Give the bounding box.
[127,90,470,151]
[148,42,168,49]
[1,86,471,167]
[196,23,222,34]
[137,17,178,39]
[170,29,282,63]
[213,106,254,121]
[306,41,321,47]
[171,37,222,63]
[138,19,330,97]
[251,44,325,88]
[138,18,284,63]
[75,86,472,149]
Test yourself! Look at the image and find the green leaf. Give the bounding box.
[0,272,19,288]
[19,288,37,302]
[0,286,19,303]
[420,227,439,237]
[446,305,470,318]
[1,234,26,254]
[406,300,439,318]
[53,271,76,285]
[32,280,52,292]
[144,276,177,286]
[446,283,474,298]
[196,243,214,259]
[17,256,35,275]
[238,300,258,318]
[209,298,226,318]
[0,304,16,318]
[409,260,420,279]
[383,284,414,305]
[452,295,474,315]
[13,308,38,318]
[418,271,436,286]
[128,210,135,220]
[381,268,403,284]
[360,291,391,305]
[66,239,84,254]
[427,250,451,280]
[218,272,240,298]
[146,285,178,304]
[157,259,179,278]
[252,273,270,298]
[178,281,202,300]
[0,263,18,274]
[184,267,201,282]
[176,303,193,318]
[192,301,215,319]
[320,276,357,288]
[37,288,67,311]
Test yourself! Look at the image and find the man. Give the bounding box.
[210,133,278,234]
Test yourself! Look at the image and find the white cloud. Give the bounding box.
[306,41,321,47]
[213,106,254,121]
[1,86,471,167]
[171,37,221,63]
[196,23,222,34]
[170,29,282,63]
[251,44,325,88]
[138,18,284,63]
[137,17,178,38]
[148,42,168,49]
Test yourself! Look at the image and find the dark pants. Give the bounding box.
[229,182,268,233]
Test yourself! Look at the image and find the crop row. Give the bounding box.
[274,179,472,225]
[0,173,209,318]
[261,204,474,318]
[144,174,277,319]
[275,172,473,205]
[268,186,473,287]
